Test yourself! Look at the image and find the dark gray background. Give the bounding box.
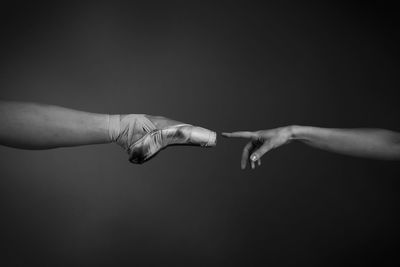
[1,1,399,266]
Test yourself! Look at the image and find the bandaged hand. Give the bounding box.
[108,114,217,164]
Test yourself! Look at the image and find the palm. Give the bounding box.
[222,127,291,169]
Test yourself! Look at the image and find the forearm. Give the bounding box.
[290,126,400,160]
[0,101,110,149]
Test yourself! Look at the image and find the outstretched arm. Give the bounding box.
[291,126,400,160]
[0,101,216,164]
[222,126,400,169]
[0,100,109,149]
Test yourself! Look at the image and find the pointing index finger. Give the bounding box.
[222,131,257,139]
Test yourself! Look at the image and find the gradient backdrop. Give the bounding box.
[1,1,400,266]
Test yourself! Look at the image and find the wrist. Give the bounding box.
[107,114,121,142]
[288,125,306,141]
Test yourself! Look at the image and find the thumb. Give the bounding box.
[250,143,273,162]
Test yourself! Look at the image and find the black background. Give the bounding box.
[1,1,399,266]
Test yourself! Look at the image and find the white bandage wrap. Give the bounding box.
[108,114,121,142]
[109,114,217,164]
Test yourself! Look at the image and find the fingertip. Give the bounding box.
[241,161,246,170]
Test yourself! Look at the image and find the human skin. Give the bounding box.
[222,126,400,169]
[0,100,110,149]
[0,101,216,163]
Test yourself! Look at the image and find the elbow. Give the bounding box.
[394,133,400,144]
[388,132,400,160]
[373,130,400,160]
[394,134,400,160]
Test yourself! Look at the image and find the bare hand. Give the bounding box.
[222,127,293,169]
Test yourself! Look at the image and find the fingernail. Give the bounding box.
[251,155,257,162]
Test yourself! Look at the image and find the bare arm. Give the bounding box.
[0,101,109,149]
[291,126,400,160]
[222,126,400,169]
[0,101,216,164]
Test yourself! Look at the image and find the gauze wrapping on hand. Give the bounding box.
[108,114,216,164]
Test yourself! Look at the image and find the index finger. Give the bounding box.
[222,131,257,139]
